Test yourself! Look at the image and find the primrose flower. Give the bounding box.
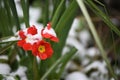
[17,25,42,50]
[41,23,59,42]
[17,23,59,60]
[32,40,53,60]
[27,25,37,35]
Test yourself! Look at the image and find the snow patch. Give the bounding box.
[1,36,20,43]
[65,72,89,80]
[84,61,108,74]
[0,64,11,74]
[11,66,27,80]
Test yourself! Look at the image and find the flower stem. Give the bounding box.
[76,0,117,79]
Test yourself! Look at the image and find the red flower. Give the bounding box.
[32,40,53,60]
[17,40,32,50]
[41,23,59,42]
[17,40,25,47]
[22,43,33,50]
[19,30,26,39]
[27,25,37,35]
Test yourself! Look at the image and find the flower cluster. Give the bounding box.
[17,23,59,60]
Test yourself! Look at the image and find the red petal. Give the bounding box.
[47,22,51,30]
[42,33,59,42]
[19,30,26,39]
[42,33,51,38]
[27,25,37,35]
[45,43,53,57]
[17,40,25,47]
[50,36,59,42]
[38,54,47,60]
[23,43,32,50]
[32,43,38,56]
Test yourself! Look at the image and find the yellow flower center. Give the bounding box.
[38,45,45,53]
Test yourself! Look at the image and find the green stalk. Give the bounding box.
[40,47,77,80]
[0,42,15,54]
[76,0,117,79]
[9,0,20,30]
[21,0,30,27]
[33,57,39,80]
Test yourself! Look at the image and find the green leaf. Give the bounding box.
[39,1,79,78]
[53,0,79,59]
[38,0,49,25]
[0,42,15,54]
[77,0,117,79]
[9,0,20,30]
[8,47,18,71]
[0,74,4,80]
[52,0,61,17]
[21,0,30,27]
[51,0,66,29]
[40,47,77,80]
[0,0,11,36]
[0,36,18,44]
[85,0,120,36]
[4,0,13,31]
[20,53,37,80]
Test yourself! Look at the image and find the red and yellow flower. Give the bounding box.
[41,23,59,42]
[17,25,41,50]
[32,40,53,60]
[17,23,59,60]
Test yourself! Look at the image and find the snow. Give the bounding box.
[11,66,27,80]
[25,34,42,45]
[43,27,57,37]
[65,72,89,80]
[66,36,86,58]
[3,76,16,80]
[1,36,20,43]
[84,61,108,74]
[78,30,91,47]
[14,0,23,17]
[0,55,8,60]
[86,47,100,57]
[69,18,80,36]
[0,64,11,74]
[29,7,41,23]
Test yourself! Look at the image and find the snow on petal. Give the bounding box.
[41,23,59,42]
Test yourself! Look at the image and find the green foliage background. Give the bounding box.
[0,0,120,80]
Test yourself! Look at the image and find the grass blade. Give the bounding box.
[51,0,66,29]
[76,0,117,79]
[0,42,15,54]
[21,0,30,27]
[53,0,79,59]
[9,0,20,30]
[40,47,77,80]
[85,0,120,36]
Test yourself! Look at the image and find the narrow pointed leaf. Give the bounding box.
[9,0,20,30]
[41,47,77,80]
[51,0,66,28]
[85,0,120,36]
[21,0,30,27]
[53,0,79,59]
[0,42,15,54]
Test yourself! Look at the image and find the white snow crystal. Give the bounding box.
[86,47,100,57]
[11,66,27,80]
[84,61,108,74]
[0,63,11,74]
[65,72,89,80]
[1,36,20,43]
[0,55,8,60]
